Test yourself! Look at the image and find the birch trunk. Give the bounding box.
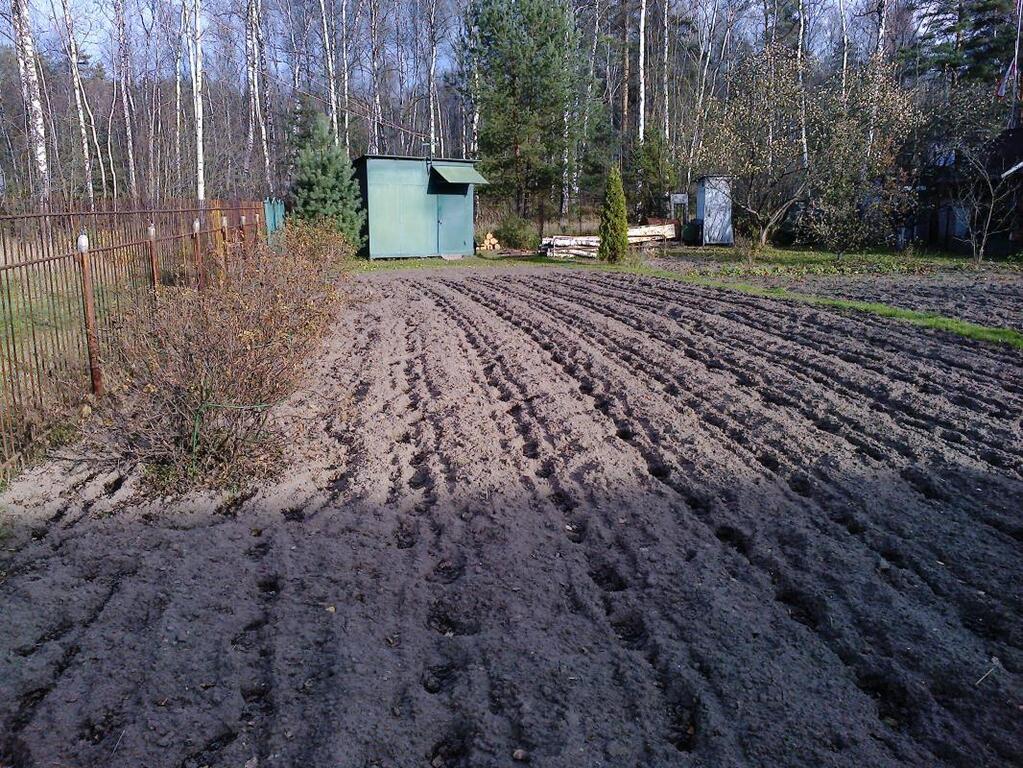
[175,4,184,197]
[251,0,272,192]
[797,0,808,169]
[58,0,94,203]
[369,0,383,153]
[186,0,206,202]
[838,0,849,100]
[341,0,351,151]
[427,0,439,154]
[621,0,630,140]
[662,0,669,143]
[12,0,50,200]
[638,0,646,143]
[318,0,341,143]
[685,0,717,186]
[574,0,601,196]
[244,0,257,176]
[114,0,138,198]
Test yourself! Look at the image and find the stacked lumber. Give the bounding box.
[479,232,500,251]
[540,223,676,258]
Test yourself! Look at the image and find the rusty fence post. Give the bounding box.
[238,214,247,254]
[220,215,230,286]
[192,217,204,289]
[76,231,104,397]
[147,222,159,294]
[238,214,247,276]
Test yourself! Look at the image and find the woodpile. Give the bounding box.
[540,223,676,259]
[479,232,500,251]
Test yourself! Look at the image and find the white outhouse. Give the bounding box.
[696,176,734,246]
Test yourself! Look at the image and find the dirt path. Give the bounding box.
[1,269,1021,768]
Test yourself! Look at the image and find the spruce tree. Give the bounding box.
[290,112,366,248]
[598,167,629,264]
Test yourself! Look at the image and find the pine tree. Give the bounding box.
[466,0,580,228]
[289,112,366,248]
[598,167,629,263]
[914,0,1018,83]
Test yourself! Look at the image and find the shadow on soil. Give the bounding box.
[0,459,1020,768]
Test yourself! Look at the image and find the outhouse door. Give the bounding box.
[436,186,471,255]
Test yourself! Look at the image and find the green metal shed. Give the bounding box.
[354,155,489,259]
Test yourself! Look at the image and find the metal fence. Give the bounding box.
[0,199,266,480]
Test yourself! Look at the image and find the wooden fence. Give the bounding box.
[0,199,265,480]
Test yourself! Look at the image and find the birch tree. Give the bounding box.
[56,0,95,202]
[185,0,206,201]
[114,0,139,198]
[317,0,340,143]
[637,0,646,142]
[11,0,50,199]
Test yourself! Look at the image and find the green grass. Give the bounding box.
[657,243,990,278]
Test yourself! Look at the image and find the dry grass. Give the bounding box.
[96,219,354,489]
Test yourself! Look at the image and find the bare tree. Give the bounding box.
[317,0,340,143]
[114,0,139,198]
[637,0,646,142]
[185,0,206,201]
[953,145,1018,263]
[11,0,50,199]
[55,0,95,202]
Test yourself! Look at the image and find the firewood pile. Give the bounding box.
[479,232,500,251]
[539,223,677,259]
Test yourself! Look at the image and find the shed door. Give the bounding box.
[436,185,472,256]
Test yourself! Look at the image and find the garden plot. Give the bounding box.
[1,269,1021,768]
[761,271,1023,331]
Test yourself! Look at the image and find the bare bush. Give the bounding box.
[99,219,353,489]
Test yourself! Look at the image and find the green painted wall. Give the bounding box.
[356,156,483,259]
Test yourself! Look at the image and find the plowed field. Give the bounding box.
[2,268,1021,768]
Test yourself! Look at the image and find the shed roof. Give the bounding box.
[356,154,481,164]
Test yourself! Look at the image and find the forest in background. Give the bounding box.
[1,0,1020,247]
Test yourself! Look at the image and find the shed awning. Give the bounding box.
[432,163,489,185]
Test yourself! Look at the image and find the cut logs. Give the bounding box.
[540,223,676,258]
[479,232,500,251]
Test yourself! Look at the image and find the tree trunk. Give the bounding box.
[341,0,351,152]
[114,0,139,199]
[318,0,341,144]
[12,0,50,200]
[621,0,630,141]
[838,0,849,100]
[662,0,669,144]
[186,0,206,202]
[59,0,94,203]
[638,0,646,143]
[427,0,439,154]
[685,0,717,187]
[369,0,383,153]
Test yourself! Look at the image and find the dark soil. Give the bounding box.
[2,269,1021,768]
[761,272,1023,331]
[646,252,1023,330]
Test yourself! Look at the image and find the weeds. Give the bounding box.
[99,219,354,490]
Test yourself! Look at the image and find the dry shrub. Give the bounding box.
[101,219,353,489]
